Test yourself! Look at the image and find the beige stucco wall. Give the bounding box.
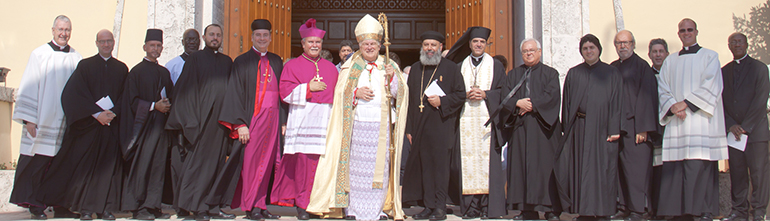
[0,1,148,163]
[590,0,765,65]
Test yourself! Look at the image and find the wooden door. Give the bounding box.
[225,0,292,61]
[445,0,513,71]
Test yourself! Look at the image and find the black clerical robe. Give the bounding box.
[722,55,770,218]
[402,58,466,210]
[555,61,622,216]
[119,59,174,211]
[211,49,287,209]
[165,47,234,213]
[501,62,562,213]
[37,54,128,213]
[610,53,658,214]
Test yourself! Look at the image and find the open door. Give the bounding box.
[445,0,513,71]
[225,0,292,61]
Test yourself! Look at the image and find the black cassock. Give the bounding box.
[501,62,562,213]
[165,47,233,213]
[610,53,658,214]
[37,55,128,213]
[213,49,287,208]
[119,59,174,212]
[555,61,622,216]
[457,57,507,218]
[402,58,466,211]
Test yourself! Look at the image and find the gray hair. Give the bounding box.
[53,15,71,27]
[520,38,541,50]
[648,38,668,53]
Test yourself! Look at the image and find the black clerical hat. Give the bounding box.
[445,26,491,64]
[145,29,163,43]
[252,19,271,31]
[420,31,445,44]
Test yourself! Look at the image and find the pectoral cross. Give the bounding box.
[419,104,425,112]
[312,73,323,82]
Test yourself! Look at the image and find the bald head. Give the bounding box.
[95,29,115,58]
[614,30,636,61]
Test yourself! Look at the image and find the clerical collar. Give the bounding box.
[302,53,320,61]
[100,54,111,61]
[180,52,190,61]
[524,62,542,69]
[734,53,748,64]
[471,54,484,66]
[48,41,71,52]
[679,43,701,55]
[204,47,218,54]
[143,57,158,63]
[586,60,601,69]
[252,47,268,56]
[652,66,660,74]
[619,53,638,63]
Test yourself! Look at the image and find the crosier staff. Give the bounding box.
[377,12,398,215]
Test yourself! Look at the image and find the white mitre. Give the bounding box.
[355,14,383,42]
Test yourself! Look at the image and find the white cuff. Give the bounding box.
[150,102,155,111]
[92,111,102,119]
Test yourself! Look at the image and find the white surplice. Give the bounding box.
[283,83,331,155]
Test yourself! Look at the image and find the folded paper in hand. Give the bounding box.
[96,96,114,110]
[160,87,166,99]
[424,80,446,97]
[727,131,748,152]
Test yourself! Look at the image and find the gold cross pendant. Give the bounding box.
[313,74,323,82]
[419,104,424,112]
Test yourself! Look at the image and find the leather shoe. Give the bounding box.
[211,210,236,219]
[345,215,356,220]
[98,212,116,220]
[296,207,310,220]
[513,211,539,220]
[149,208,171,219]
[625,212,644,221]
[721,213,747,221]
[752,215,765,221]
[462,210,480,219]
[134,209,156,220]
[261,209,280,219]
[79,211,93,220]
[177,209,191,218]
[380,215,389,220]
[700,213,713,221]
[610,210,629,219]
[245,210,264,220]
[29,207,47,220]
[54,207,80,219]
[546,212,560,221]
[429,208,447,221]
[195,211,211,221]
[412,208,432,220]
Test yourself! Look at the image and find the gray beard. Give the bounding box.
[420,49,441,66]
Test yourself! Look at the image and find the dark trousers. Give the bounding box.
[728,141,770,217]
[618,133,653,213]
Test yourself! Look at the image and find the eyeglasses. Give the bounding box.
[614,41,633,46]
[97,40,114,44]
[521,49,538,54]
[678,28,695,33]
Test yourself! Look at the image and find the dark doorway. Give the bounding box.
[290,0,446,67]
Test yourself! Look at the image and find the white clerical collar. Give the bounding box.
[652,66,660,73]
[734,53,748,64]
[143,57,157,63]
[471,53,484,61]
[683,43,698,51]
[51,40,67,50]
[253,46,267,56]
[100,54,111,61]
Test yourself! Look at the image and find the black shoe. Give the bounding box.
[210,210,235,219]
[260,209,280,219]
[80,211,94,220]
[194,211,211,221]
[429,208,447,221]
[296,207,310,220]
[177,209,191,218]
[54,207,80,218]
[462,210,481,219]
[546,212,560,221]
[98,212,116,220]
[134,209,156,220]
[610,210,629,219]
[245,210,264,220]
[149,208,171,219]
[752,215,765,221]
[345,215,356,220]
[29,207,47,220]
[380,215,389,220]
[625,212,644,221]
[700,213,713,221]
[412,208,433,220]
[513,211,539,220]
[720,213,745,221]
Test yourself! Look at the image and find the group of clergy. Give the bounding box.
[8,12,770,221]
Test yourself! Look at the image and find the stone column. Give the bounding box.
[540,0,590,76]
[147,0,197,64]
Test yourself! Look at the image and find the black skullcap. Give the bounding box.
[445,26,491,63]
[579,33,602,56]
[251,19,271,31]
[421,30,445,44]
[145,29,163,43]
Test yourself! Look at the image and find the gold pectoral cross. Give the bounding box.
[313,74,323,82]
[419,104,425,112]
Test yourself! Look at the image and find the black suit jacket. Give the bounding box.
[722,55,770,142]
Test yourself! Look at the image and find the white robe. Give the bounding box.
[283,83,331,155]
[658,46,728,162]
[13,43,82,157]
[458,54,493,194]
[165,55,185,85]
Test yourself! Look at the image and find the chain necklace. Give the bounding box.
[419,65,440,113]
[301,53,323,81]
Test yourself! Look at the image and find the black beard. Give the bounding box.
[420,49,441,66]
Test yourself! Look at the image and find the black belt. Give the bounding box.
[576,112,586,118]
